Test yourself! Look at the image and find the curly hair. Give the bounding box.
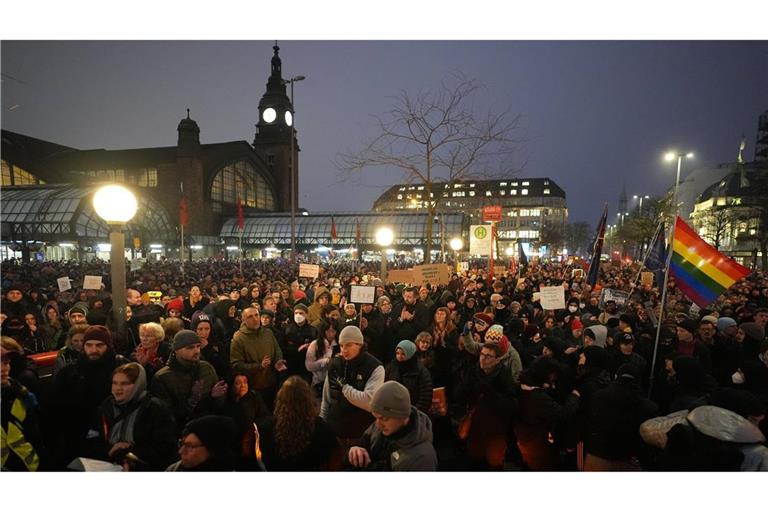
[273,376,317,459]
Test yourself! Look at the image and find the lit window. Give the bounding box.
[469,183,475,188]
[430,193,434,198]
[408,186,415,190]
[544,189,550,195]
[397,194,403,200]
[416,194,422,199]
[520,209,530,216]
[522,189,528,195]
[486,191,492,197]
[500,182,507,186]
[399,187,406,191]
[417,186,424,190]
[510,190,517,195]
[522,181,530,186]
[469,191,475,197]
[511,182,518,187]
[211,160,275,211]
[544,180,550,185]
[500,190,506,196]
[454,183,462,188]
[717,198,726,206]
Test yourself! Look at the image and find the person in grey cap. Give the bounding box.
[320,325,384,446]
[151,329,228,434]
[347,381,437,471]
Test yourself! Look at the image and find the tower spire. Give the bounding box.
[737,134,746,164]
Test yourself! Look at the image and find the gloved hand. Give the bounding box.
[333,376,347,389]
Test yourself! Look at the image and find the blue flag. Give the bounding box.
[518,240,528,267]
[586,205,608,287]
[645,224,667,286]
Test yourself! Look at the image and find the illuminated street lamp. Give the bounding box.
[375,227,394,281]
[93,184,137,332]
[633,194,650,216]
[450,237,463,271]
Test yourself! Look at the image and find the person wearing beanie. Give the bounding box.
[462,324,523,383]
[320,325,384,443]
[609,333,648,379]
[151,330,227,433]
[283,302,318,382]
[454,341,518,469]
[384,340,433,413]
[347,381,438,471]
[67,302,89,327]
[711,316,743,387]
[165,298,184,319]
[166,415,239,471]
[51,323,130,467]
[675,318,713,375]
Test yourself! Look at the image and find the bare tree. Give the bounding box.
[337,72,524,263]
[696,206,733,251]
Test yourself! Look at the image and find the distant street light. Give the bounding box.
[376,227,394,281]
[93,185,137,333]
[450,237,463,271]
[633,194,650,216]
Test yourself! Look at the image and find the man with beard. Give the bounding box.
[393,287,430,351]
[51,325,128,467]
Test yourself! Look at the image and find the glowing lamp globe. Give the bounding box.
[450,238,463,251]
[375,227,394,247]
[93,185,138,224]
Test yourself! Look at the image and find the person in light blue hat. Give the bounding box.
[384,340,433,412]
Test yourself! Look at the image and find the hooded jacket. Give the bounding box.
[584,325,608,348]
[229,323,283,390]
[308,286,330,325]
[358,406,438,471]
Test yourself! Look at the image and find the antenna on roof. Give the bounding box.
[186,108,190,120]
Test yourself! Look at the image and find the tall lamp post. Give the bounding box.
[649,150,694,396]
[450,237,463,272]
[284,75,306,262]
[93,184,138,333]
[376,227,394,282]
[633,194,650,217]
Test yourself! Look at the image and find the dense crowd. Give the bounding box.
[1,256,767,471]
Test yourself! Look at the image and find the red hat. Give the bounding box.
[497,335,510,356]
[166,298,184,313]
[571,317,583,330]
[473,312,494,326]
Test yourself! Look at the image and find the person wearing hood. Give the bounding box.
[583,363,658,471]
[584,325,608,349]
[493,296,513,328]
[459,294,479,326]
[282,303,317,383]
[166,415,239,471]
[151,330,228,433]
[640,405,768,470]
[308,286,331,325]
[229,308,285,407]
[52,325,130,467]
[385,340,433,413]
[192,313,228,380]
[211,298,239,357]
[82,362,177,470]
[347,381,437,471]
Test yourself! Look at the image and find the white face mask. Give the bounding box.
[568,306,578,313]
[294,313,305,324]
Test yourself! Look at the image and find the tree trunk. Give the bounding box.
[425,204,434,264]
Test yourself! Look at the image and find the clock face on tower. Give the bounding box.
[262,107,277,123]
[285,110,293,127]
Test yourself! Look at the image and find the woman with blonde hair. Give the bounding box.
[135,322,171,382]
[257,375,338,470]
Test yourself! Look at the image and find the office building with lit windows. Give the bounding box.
[373,177,568,252]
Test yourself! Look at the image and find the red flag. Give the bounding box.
[237,197,244,231]
[331,216,337,240]
[355,217,361,242]
[179,196,189,227]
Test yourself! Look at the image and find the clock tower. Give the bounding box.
[253,44,297,212]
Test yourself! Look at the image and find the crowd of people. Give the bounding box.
[1,256,767,471]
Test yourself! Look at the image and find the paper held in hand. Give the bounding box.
[350,285,376,304]
[83,275,103,290]
[299,263,320,279]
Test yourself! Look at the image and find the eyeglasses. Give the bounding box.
[479,353,497,359]
[178,441,205,450]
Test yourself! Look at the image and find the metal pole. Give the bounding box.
[110,224,127,333]
[380,248,387,282]
[290,80,296,263]
[648,155,682,398]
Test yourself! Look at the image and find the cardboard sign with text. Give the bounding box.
[299,263,320,279]
[83,275,103,290]
[412,264,452,286]
[539,285,566,310]
[57,277,72,292]
[641,272,654,287]
[387,269,415,284]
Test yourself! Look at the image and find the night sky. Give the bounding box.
[2,40,766,225]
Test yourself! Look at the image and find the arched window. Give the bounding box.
[1,160,46,186]
[210,160,275,212]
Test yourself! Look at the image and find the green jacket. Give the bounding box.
[230,324,283,390]
[150,354,222,430]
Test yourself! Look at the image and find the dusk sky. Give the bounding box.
[2,40,766,225]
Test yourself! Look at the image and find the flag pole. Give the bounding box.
[631,222,663,290]
[180,182,185,279]
[648,153,684,398]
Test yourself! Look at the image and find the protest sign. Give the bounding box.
[83,275,103,290]
[130,259,145,272]
[599,288,630,308]
[299,263,320,279]
[539,285,566,310]
[350,285,376,304]
[641,272,654,287]
[413,264,451,286]
[57,277,72,292]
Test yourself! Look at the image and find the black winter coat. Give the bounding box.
[385,357,433,412]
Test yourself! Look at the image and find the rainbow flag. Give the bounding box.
[670,216,751,307]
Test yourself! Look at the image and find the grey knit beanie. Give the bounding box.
[370,381,411,419]
[173,329,201,350]
[339,325,364,345]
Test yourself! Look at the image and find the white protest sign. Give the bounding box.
[539,285,566,310]
[469,225,492,256]
[350,285,376,304]
[460,262,469,272]
[299,263,320,279]
[130,259,145,272]
[83,275,103,290]
[57,277,72,292]
[599,288,630,307]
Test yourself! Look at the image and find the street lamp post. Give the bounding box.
[93,184,138,333]
[633,194,650,217]
[450,237,463,272]
[375,227,394,282]
[284,75,306,263]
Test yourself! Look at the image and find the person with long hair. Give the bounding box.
[429,307,459,389]
[53,324,89,375]
[42,304,66,350]
[305,319,340,396]
[222,371,269,465]
[82,362,177,470]
[258,375,339,470]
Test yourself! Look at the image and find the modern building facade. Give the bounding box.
[373,177,567,254]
